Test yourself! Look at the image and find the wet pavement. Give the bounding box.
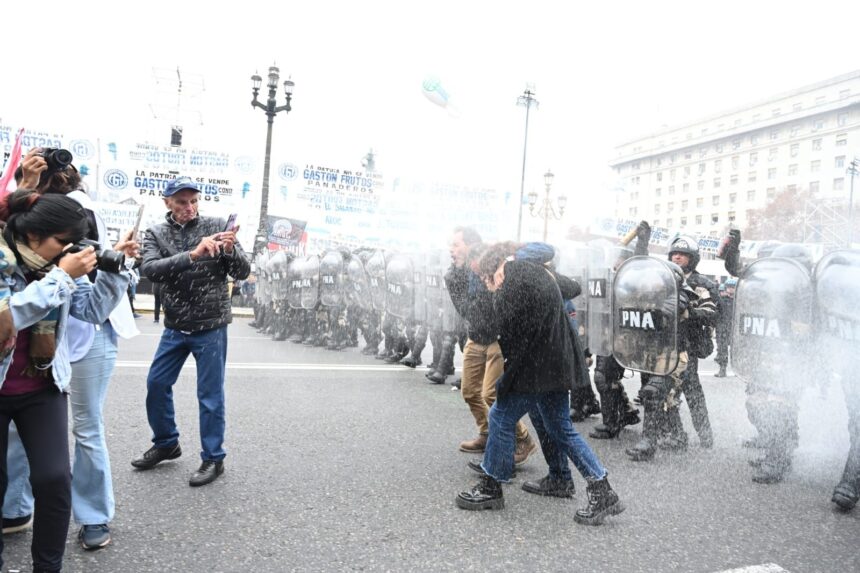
[2,317,858,573]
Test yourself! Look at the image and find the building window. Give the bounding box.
[712,195,720,206]
[683,183,690,193]
[670,168,676,180]
[711,213,719,224]
[790,143,799,157]
[729,192,737,204]
[680,217,687,226]
[715,143,724,153]
[730,174,738,185]
[750,134,759,146]
[728,211,736,223]
[684,165,691,178]
[768,168,777,180]
[629,207,637,216]
[654,219,660,226]
[697,180,705,191]
[700,147,708,158]
[695,215,703,225]
[790,124,800,138]
[812,119,824,131]
[632,161,640,170]
[747,190,756,201]
[749,152,758,167]
[654,204,661,214]
[656,158,663,167]
[668,202,674,212]
[838,113,848,127]
[787,184,797,193]
[731,155,739,170]
[788,164,798,176]
[732,139,741,150]
[810,160,821,172]
[698,162,706,176]
[767,187,776,200]
[670,153,677,163]
[748,171,757,182]
[655,188,662,197]
[768,147,778,161]
[681,200,689,210]
[696,197,704,208]
[769,129,779,140]
[666,218,673,227]
[656,172,663,182]
[714,159,722,173]
[631,176,640,185]
[792,102,802,112]
[836,133,848,146]
[809,181,820,193]
[713,177,721,188]
[668,185,675,195]
[812,138,822,151]
[684,151,692,160]
[834,178,845,191]
[836,156,846,168]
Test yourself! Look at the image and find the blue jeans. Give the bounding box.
[4,325,118,527]
[146,327,228,461]
[529,405,571,481]
[482,391,607,483]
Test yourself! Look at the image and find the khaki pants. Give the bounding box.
[461,339,528,440]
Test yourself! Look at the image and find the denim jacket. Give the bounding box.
[0,265,129,392]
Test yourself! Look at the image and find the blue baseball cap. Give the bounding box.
[163,176,201,197]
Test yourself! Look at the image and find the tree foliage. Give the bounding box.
[744,187,811,241]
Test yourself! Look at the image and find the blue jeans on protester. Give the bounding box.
[146,326,228,461]
[528,404,572,481]
[481,391,607,483]
[4,324,119,527]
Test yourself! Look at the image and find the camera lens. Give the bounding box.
[53,149,73,167]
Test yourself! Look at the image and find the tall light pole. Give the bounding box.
[848,157,859,246]
[251,65,294,245]
[527,169,567,241]
[516,85,539,241]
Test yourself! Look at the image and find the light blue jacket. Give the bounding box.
[0,264,129,392]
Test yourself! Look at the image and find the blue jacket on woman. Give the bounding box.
[0,264,129,392]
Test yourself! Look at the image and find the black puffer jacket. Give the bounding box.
[142,213,250,332]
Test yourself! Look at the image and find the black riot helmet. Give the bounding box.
[667,235,700,272]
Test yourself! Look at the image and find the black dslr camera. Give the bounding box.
[39,148,73,174]
[65,239,126,274]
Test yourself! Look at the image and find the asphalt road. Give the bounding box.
[2,317,857,573]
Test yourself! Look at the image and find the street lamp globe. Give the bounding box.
[544,169,555,189]
[528,189,539,207]
[284,79,295,96]
[251,74,262,91]
[267,66,280,89]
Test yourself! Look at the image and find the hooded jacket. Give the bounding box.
[142,213,250,333]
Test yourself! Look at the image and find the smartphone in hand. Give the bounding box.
[224,213,239,233]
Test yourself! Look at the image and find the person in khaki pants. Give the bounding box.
[445,228,535,464]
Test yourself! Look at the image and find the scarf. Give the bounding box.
[0,233,59,380]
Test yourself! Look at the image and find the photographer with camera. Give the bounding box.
[131,176,249,488]
[2,148,140,553]
[0,190,136,573]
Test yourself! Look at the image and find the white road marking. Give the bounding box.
[715,564,790,573]
[114,361,415,372]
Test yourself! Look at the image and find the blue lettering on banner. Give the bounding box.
[69,139,95,160]
[279,163,299,181]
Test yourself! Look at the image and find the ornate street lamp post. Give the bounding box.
[516,85,539,242]
[527,169,567,242]
[251,65,294,245]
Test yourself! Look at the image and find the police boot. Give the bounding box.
[660,407,689,452]
[400,353,421,368]
[831,450,860,510]
[455,474,504,511]
[620,388,641,426]
[715,365,727,378]
[573,476,625,526]
[590,392,622,440]
[626,407,660,462]
[752,448,792,484]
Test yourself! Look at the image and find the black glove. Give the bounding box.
[723,229,742,277]
[634,221,652,256]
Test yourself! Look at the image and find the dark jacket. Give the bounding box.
[142,213,250,332]
[494,260,590,397]
[444,265,498,345]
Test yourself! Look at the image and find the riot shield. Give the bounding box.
[300,254,320,310]
[611,256,680,376]
[287,256,303,310]
[269,250,289,300]
[731,257,813,380]
[424,251,445,330]
[586,267,613,356]
[385,254,414,320]
[319,250,345,308]
[347,257,371,310]
[411,253,428,323]
[554,241,590,339]
[814,249,860,361]
[366,250,387,312]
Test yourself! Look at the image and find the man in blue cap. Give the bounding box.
[131,177,250,487]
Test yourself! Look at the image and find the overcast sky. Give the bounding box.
[2,0,859,229]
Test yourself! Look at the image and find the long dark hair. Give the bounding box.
[2,190,89,245]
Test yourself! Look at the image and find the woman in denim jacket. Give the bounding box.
[0,190,134,573]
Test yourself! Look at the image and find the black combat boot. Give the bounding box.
[574,477,625,525]
[399,353,421,368]
[660,407,689,452]
[751,448,792,484]
[620,387,641,426]
[715,365,727,378]
[590,391,621,440]
[626,407,660,461]
[522,475,575,498]
[456,474,504,510]
[832,455,860,510]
